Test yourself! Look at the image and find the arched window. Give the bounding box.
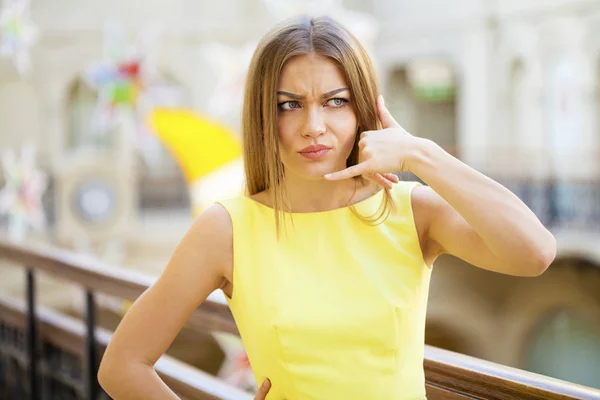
[525,310,600,388]
[388,61,458,157]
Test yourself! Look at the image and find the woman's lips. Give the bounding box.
[298,148,331,159]
[298,144,332,160]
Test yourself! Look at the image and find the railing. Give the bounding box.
[1,238,600,400]
[0,238,246,400]
[497,178,600,230]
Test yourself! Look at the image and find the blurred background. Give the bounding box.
[0,0,599,396]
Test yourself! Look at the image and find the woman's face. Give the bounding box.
[276,53,358,181]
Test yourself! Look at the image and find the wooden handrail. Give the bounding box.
[424,345,600,400]
[0,296,252,400]
[2,236,600,399]
[0,238,237,335]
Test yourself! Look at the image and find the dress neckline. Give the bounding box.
[243,188,385,216]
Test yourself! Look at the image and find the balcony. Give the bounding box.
[1,238,599,399]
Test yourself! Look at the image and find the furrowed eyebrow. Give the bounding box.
[276,87,348,100]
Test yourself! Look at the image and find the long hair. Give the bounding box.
[242,15,395,232]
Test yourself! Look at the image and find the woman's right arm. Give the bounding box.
[97,204,233,399]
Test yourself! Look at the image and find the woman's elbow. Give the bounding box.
[98,355,119,393]
[98,351,134,394]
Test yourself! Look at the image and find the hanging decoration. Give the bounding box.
[83,19,161,136]
[0,0,39,75]
[0,147,48,241]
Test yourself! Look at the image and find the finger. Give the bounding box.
[375,173,395,189]
[325,162,371,181]
[369,173,394,190]
[377,95,399,129]
[382,173,399,183]
[363,173,381,187]
[254,379,271,400]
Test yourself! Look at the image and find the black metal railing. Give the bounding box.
[0,277,109,400]
[503,180,600,229]
[0,314,109,400]
[400,171,600,231]
[0,239,249,400]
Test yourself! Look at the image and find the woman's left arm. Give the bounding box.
[325,95,556,277]
[409,138,556,277]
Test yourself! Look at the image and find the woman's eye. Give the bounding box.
[326,98,348,108]
[278,101,301,111]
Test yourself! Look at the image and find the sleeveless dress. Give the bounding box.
[217,181,431,400]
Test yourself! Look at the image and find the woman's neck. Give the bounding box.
[277,175,371,213]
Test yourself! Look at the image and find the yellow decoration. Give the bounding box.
[148,108,242,183]
[148,108,246,218]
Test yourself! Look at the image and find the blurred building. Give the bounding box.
[0,0,599,389]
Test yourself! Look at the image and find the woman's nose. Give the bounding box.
[301,108,326,138]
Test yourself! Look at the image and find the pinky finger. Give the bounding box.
[371,173,394,190]
[382,173,399,183]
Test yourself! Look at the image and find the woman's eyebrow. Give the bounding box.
[276,87,348,100]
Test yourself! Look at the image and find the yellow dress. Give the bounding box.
[217,181,430,400]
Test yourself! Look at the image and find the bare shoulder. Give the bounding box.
[410,184,445,266]
[186,204,234,283]
[191,203,233,239]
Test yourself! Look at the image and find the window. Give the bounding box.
[525,310,600,388]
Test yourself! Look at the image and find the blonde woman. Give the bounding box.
[98,16,556,400]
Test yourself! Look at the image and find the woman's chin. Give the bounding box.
[298,165,340,181]
[284,159,346,181]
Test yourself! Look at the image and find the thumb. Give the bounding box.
[377,95,399,129]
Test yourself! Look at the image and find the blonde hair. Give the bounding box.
[242,15,395,232]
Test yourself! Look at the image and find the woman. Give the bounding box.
[98,16,556,400]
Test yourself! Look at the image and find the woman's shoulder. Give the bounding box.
[186,204,234,282]
[198,203,234,231]
[189,204,233,255]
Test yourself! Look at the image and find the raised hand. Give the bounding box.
[325,95,420,187]
[254,379,271,400]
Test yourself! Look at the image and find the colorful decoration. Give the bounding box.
[83,20,161,135]
[0,0,38,75]
[148,108,245,216]
[212,332,257,392]
[0,147,47,241]
[262,0,379,45]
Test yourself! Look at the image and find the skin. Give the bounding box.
[252,53,397,214]
[98,53,556,400]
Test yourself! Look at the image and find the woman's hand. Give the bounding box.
[325,95,422,187]
[254,379,271,400]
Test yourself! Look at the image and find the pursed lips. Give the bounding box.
[298,144,332,159]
